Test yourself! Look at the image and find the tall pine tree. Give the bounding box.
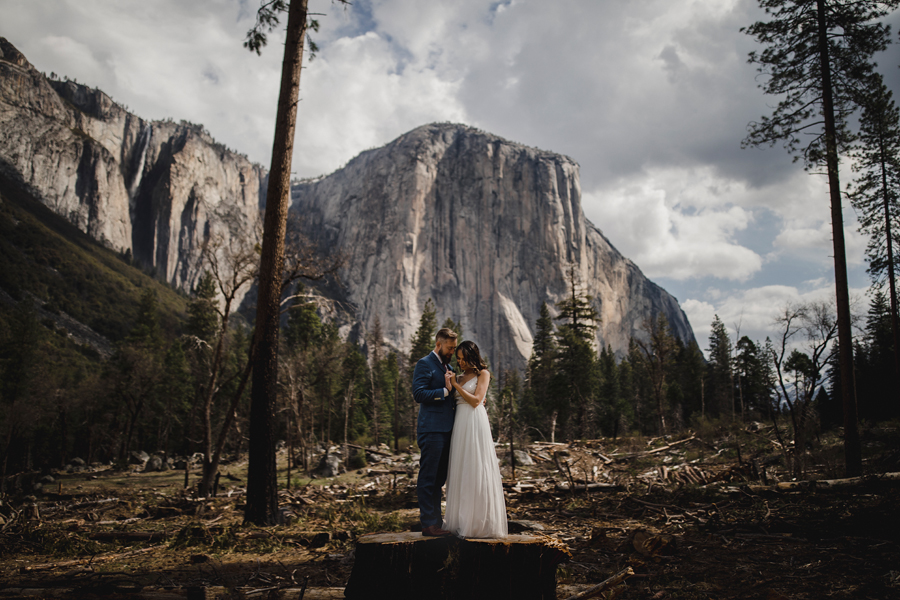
[742,0,898,475]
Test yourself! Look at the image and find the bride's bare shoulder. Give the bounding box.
[478,369,491,381]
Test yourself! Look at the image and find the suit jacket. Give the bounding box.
[413,352,456,434]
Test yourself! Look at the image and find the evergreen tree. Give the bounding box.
[523,303,556,439]
[735,336,773,419]
[673,339,706,425]
[857,290,899,420]
[848,79,900,389]
[551,269,600,440]
[707,315,734,420]
[186,272,219,343]
[128,288,161,347]
[633,314,677,435]
[284,286,322,352]
[407,299,438,443]
[555,266,599,341]
[742,0,898,476]
[597,345,630,438]
[409,299,438,366]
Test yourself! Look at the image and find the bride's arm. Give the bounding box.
[451,370,491,408]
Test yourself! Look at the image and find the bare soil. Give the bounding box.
[1,422,899,599]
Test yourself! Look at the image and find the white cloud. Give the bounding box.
[3,0,896,349]
[583,167,763,281]
[685,282,870,356]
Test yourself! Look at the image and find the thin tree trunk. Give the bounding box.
[816,0,860,476]
[200,348,254,497]
[343,384,352,468]
[393,372,400,452]
[880,138,900,394]
[245,0,309,526]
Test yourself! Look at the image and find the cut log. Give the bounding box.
[556,482,622,493]
[344,531,570,600]
[744,471,900,492]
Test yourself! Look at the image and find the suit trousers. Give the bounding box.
[416,430,452,527]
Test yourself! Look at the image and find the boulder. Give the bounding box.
[144,456,164,472]
[129,450,150,465]
[512,450,534,466]
[313,453,345,478]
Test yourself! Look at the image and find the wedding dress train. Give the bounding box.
[442,375,507,539]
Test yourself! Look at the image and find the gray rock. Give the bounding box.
[129,451,149,465]
[508,520,545,533]
[143,456,164,472]
[0,40,264,306]
[511,450,534,466]
[313,453,344,478]
[291,123,696,371]
[69,457,86,467]
[0,39,697,364]
[39,475,55,485]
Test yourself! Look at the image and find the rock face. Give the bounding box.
[0,37,264,293]
[291,123,695,371]
[0,38,695,370]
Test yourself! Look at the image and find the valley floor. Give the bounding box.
[1,424,899,599]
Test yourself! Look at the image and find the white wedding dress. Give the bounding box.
[442,375,508,539]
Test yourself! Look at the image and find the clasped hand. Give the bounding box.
[444,370,455,392]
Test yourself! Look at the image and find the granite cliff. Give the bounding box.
[0,38,264,294]
[291,123,695,371]
[0,38,695,370]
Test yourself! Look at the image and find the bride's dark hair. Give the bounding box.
[456,340,488,372]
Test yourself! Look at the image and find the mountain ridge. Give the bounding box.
[0,38,696,371]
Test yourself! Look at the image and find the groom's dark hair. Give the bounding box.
[435,328,458,343]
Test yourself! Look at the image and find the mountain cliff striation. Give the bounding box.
[291,123,695,371]
[0,38,695,371]
[0,37,264,294]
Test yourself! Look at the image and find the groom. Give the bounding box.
[413,327,458,536]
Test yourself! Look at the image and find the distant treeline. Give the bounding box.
[1,178,897,489]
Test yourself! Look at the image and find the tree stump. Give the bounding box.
[344,532,570,600]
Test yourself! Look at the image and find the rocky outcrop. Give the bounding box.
[0,38,695,370]
[291,123,695,371]
[0,37,265,293]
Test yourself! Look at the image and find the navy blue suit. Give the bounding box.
[413,352,456,528]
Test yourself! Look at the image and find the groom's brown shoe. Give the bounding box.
[422,525,452,537]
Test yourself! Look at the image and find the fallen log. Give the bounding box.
[344,531,571,600]
[563,566,634,600]
[555,482,623,493]
[19,545,159,572]
[0,586,346,599]
[744,471,900,492]
[345,443,393,457]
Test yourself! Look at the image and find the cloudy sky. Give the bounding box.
[4,0,900,353]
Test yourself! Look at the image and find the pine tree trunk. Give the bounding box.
[881,140,900,399]
[245,0,309,526]
[816,0,860,476]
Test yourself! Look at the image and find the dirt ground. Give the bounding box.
[1,422,899,599]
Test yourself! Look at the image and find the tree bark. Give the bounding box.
[816,0,860,476]
[245,0,309,526]
[880,137,900,399]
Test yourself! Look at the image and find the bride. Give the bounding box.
[442,341,508,539]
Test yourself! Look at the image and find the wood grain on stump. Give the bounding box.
[344,532,570,600]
